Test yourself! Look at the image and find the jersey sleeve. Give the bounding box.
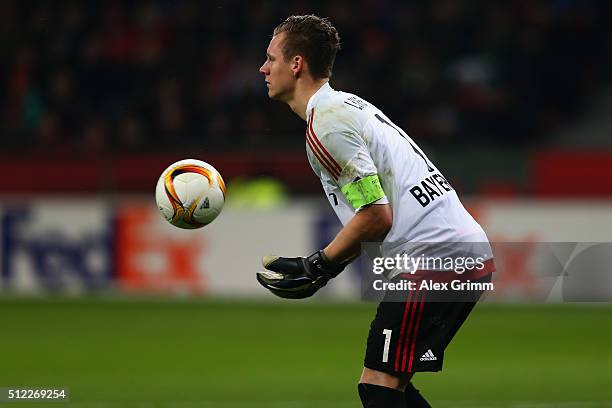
[320,179,356,226]
[307,108,389,211]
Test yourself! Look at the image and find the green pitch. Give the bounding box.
[0,299,610,407]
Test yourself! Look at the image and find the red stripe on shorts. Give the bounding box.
[401,289,421,371]
[407,290,426,372]
[394,289,414,371]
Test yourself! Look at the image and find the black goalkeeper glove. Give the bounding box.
[256,250,346,299]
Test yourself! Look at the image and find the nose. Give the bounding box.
[259,61,269,75]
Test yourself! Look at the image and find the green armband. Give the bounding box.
[340,174,386,209]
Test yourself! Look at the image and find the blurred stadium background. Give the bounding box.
[1,1,611,407]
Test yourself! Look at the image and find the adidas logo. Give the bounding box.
[419,349,437,361]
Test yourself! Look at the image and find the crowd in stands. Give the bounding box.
[1,0,610,155]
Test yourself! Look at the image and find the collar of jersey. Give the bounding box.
[306,81,333,119]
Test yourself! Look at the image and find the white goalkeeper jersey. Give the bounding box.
[305,82,492,278]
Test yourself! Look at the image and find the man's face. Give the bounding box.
[259,33,296,102]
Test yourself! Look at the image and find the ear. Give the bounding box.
[291,55,304,77]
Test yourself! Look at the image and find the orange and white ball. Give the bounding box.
[155,159,226,229]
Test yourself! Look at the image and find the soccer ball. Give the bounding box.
[155,159,226,229]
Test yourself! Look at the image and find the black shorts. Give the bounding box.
[364,274,491,374]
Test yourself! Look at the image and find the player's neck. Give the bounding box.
[288,78,329,121]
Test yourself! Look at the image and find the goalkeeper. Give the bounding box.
[257,15,494,408]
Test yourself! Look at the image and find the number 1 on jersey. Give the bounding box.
[375,114,434,172]
[382,329,392,362]
[329,192,339,206]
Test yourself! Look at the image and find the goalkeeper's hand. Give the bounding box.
[256,250,346,299]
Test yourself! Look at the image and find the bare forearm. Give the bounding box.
[324,204,392,264]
